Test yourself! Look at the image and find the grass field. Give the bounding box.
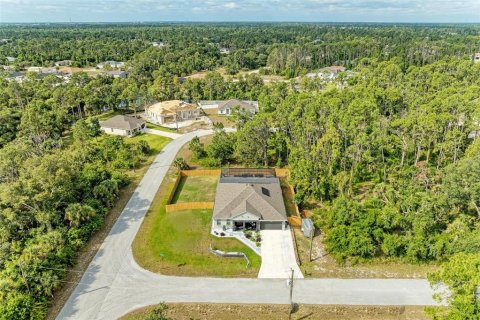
[132,170,260,277]
[121,303,430,320]
[171,176,218,203]
[146,122,178,133]
[127,133,171,155]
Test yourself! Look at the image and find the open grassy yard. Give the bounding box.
[171,175,218,203]
[293,228,438,279]
[133,169,260,277]
[146,122,178,133]
[127,133,171,155]
[121,303,430,320]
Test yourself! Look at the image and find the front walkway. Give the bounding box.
[258,228,303,279]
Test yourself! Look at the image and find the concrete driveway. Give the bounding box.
[258,229,304,279]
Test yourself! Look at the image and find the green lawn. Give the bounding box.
[133,203,260,277]
[146,122,178,133]
[172,176,219,203]
[127,133,171,155]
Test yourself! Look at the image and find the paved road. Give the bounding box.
[57,129,439,320]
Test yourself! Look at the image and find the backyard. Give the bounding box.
[171,175,218,203]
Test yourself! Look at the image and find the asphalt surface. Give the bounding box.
[57,129,439,320]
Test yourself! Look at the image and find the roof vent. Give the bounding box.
[261,187,270,196]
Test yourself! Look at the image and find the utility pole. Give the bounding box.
[309,228,314,262]
[288,267,294,320]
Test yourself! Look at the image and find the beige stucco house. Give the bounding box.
[146,100,201,125]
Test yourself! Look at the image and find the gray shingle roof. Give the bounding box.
[213,177,287,221]
[217,99,258,112]
[100,115,145,131]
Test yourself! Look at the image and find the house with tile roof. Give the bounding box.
[146,100,200,125]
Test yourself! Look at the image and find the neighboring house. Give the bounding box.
[218,99,258,115]
[106,70,128,78]
[199,99,258,115]
[220,47,231,55]
[96,61,125,69]
[5,71,25,83]
[474,53,480,63]
[6,56,16,63]
[151,41,165,47]
[100,115,146,137]
[146,100,201,125]
[468,131,480,139]
[55,60,72,67]
[212,168,288,232]
[26,66,58,74]
[325,65,346,74]
[306,65,346,80]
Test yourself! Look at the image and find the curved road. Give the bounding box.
[57,129,439,320]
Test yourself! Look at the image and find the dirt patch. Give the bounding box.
[121,303,429,320]
[294,229,438,279]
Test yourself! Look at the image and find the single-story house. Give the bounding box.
[146,100,201,125]
[199,99,258,115]
[106,70,128,78]
[218,99,258,115]
[220,47,231,55]
[6,56,16,63]
[5,71,25,83]
[55,60,72,67]
[96,61,125,69]
[468,131,480,139]
[212,168,288,232]
[474,53,480,63]
[100,115,146,137]
[151,41,165,47]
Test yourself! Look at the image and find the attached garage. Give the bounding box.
[260,221,284,230]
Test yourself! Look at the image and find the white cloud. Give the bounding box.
[0,0,479,22]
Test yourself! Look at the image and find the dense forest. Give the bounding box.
[0,23,479,319]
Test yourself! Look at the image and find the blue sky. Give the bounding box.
[1,0,479,23]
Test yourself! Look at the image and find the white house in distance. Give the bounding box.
[106,70,128,78]
[474,53,480,63]
[100,115,146,137]
[146,100,201,125]
[199,99,258,115]
[96,61,125,69]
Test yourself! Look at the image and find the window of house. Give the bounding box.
[216,220,221,226]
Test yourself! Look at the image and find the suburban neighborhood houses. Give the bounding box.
[145,100,201,125]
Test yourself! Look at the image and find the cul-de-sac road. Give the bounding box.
[57,129,439,320]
